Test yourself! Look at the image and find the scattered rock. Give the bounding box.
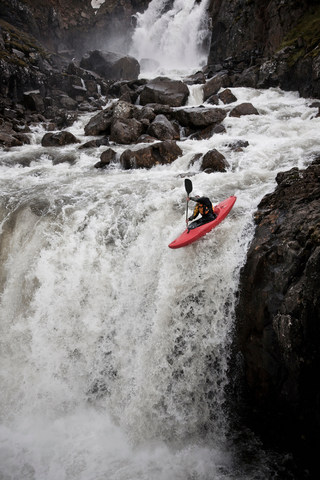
[80,50,140,81]
[201,149,230,172]
[147,114,179,141]
[120,140,182,169]
[139,77,189,107]
[95,148,117,168]
[229,102,259,117]
[219,88,237,104]
[41,131,80,147]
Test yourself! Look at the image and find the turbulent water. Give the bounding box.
[0,85,319,479]
[130,0,211,77]
[1,0,320,479]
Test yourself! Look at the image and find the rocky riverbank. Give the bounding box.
[235,157,320,475]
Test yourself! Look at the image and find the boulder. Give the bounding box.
[147,114,179,141]
[110,118,144,144]
[0,132,23,147]
[41,131,80,147]
[229,102,259,117]
[23,91,44,112]
[120,140,182,169]
[95,148,117,168]
[80,50,140,81]
[139,77,189,107]
[189,124,226,140]
[235,158,320,468]
[201,149,229,172]
[218,88,237,104]
[79,138,109,149]
[84,105,114,135]
[203,73,230,101]
[173,107,226,128]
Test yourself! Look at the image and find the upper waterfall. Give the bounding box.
[129,0,211,78]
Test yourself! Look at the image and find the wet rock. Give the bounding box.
[41,131,80,146]
[183,71,206,85]
[79,138,109,149]
[201,149,229,172]
[235,157,320,467]
[189,124,226,140]
[229,102,259,117]
[0,132,23,147]
[147,114,179,141]
[23,91,44,112]
[84,105,114,136]
[139,77,189,107]
[173,106,226,128]
[120,140,182,169]
[203,72,230,101]
[227,140,249,151]
[94,148,117,169]
[80,50,140,81]
[110,118,144,144]
[218,88,237,104]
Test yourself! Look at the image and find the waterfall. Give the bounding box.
[130,0,211,77]
[0,86,319,479]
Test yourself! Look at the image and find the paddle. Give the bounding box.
[184,178,193,226]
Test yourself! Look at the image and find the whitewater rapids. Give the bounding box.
[0,85,319,479]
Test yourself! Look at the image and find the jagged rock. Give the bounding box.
[235,158,320,468]
[139,77,189,107]
[23,92,44,112]
[227,140,249,151]
[120,140,182,169]
[95,148,117,169]
[0,132,23,147]
[183,71,206,85]
[80,50,140,81]
[189,124,226,140]
[201,149,229,172]
[41,131,80,146]
[203,72,230,101]
[110,118,144,144]
[84,105,114,135]
[173,106,226,128]
[147,114,179,141]
[79,138,109,149]
[229,102,259,117]
[218,88,237,104]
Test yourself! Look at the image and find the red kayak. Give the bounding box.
[168,196,237,249]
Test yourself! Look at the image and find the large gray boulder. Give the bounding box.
[172,107,227,128]
[139,77,189,107]
[80,50,140,81]
[147,114,179,141]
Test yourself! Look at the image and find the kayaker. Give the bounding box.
[187,195,217,231]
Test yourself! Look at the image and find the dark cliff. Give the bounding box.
[208,0,320,98]
[235,157,320,474]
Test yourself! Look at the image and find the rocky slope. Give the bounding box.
[235,157,320,474]
[208,0,320,98]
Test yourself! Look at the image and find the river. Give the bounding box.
[0,1,320,479]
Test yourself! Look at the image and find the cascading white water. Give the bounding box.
[130,0,211,77]
[1,86,319,480]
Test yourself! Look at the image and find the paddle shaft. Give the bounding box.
[184,179,193,225]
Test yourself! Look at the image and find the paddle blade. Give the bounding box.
[184,178,193,195]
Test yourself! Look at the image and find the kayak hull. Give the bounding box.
[168,196,237,249]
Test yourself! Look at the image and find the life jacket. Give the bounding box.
[198,201,214,217]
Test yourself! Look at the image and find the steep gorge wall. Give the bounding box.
[208,0,320,98]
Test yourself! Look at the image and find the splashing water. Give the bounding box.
[130,0,211,77]
[0,85,319,479]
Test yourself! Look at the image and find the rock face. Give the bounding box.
[235,158,320,469]
[208,0,320,98]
